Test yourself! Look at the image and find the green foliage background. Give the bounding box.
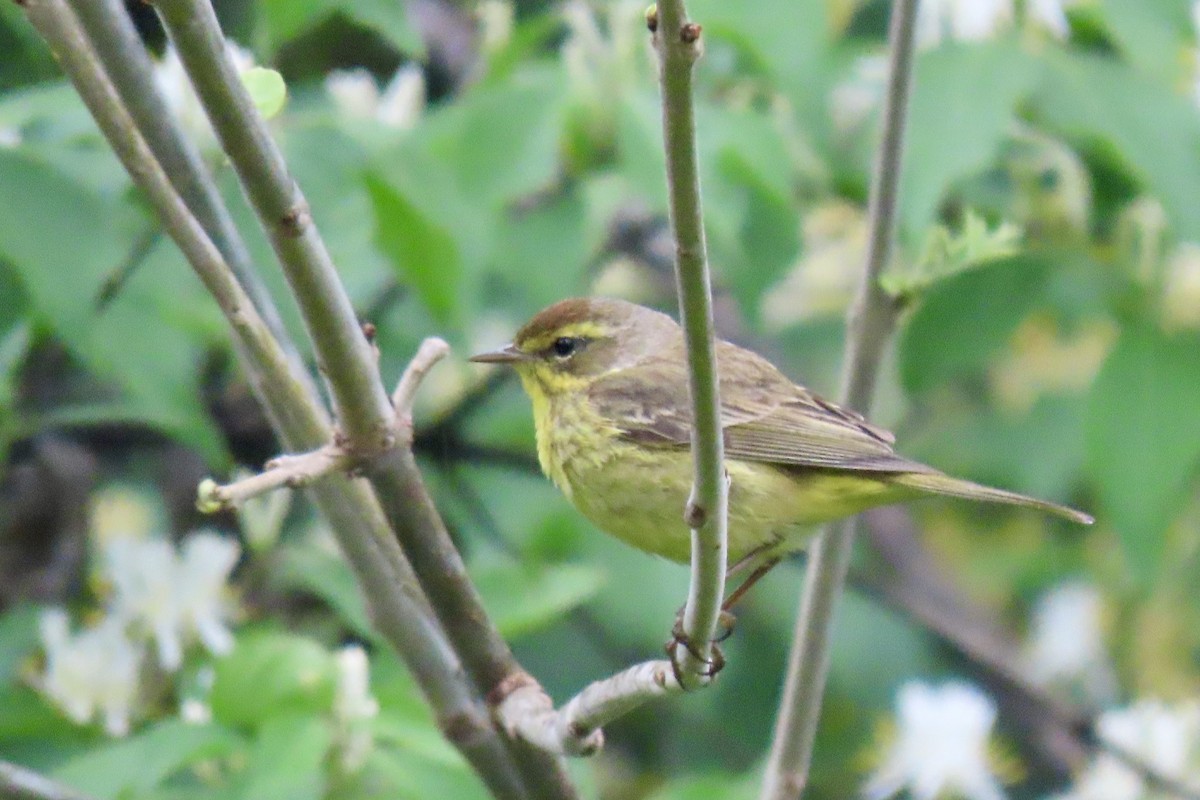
[0,0,1198,798]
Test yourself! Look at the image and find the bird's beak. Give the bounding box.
[469,343,529,364]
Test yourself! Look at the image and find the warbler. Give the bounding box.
[471,298,1092,592]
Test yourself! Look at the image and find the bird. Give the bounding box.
[471,297,1093,603]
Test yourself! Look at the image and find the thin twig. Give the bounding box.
[149,4,575,795]
[496,660,683,756]
[0,761,97,800]
[196,444,348,512]
[653,0,728,689]
[393,337,451,414]
[19,4,529,797]
[758,2,919,798]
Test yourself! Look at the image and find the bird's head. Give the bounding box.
[470,297,680,398]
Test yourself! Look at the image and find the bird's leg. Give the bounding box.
[665,616,725,684]
[721,556,782,613]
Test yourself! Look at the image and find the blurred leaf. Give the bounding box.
[236,715,330,800]
[364,743,487,800]
[1097,0,1192,83]
[494,188,591,311]
[53,721,239,800]
[366,172,462,326]
[274,544,372,640]
[0,685,81,743]
[0,604,40,684]
[259,0,421,55]
[472,561,606,638]
[436,68,565,206]
[644,772,757,800]
[241,67,287,119]
[883,210,1023,297]
[898,256,1050,393]
[1032,51,1200,240]
[687,0,828,97]
[282,125,387,305]
[211,630,336,728]
[1085,324,1200,582]
[0,152,223,461]
[901,41,1040,240]
[616,90,669,210]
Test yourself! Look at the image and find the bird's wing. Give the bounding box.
[587,343,930,473]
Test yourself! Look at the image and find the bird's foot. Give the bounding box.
[664,610,731,686]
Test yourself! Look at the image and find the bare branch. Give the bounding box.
[18,3,530,796]
[759,1,919,798]
[197,444,348,512]
[496,660,684,756]
[393,337,451,414]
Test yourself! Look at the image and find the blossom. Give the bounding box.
[917,0,1014,49]
[106,531,240,671]
[830,54,889,134]
[1054,700,1200,800]
[864,681,1006,800]
[155,40,254,147]
[324,64,426,131]
[332,646,379,772]
[39,609,141,736]
[1023,582,1115,703]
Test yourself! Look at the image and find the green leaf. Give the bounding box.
[901,41,1040,240]
[236,715,331,800]
[883,210,1024,297]
[898,255,1051,394]
[53,720,239,800]
[273,544,373,640]
[432,67,565,206]
[1097,0,1192,83]
[365,173,462,326]
[1084,324,1200,582]
[0,151,224,462]
[210,630,336,729]
[258,0,421,55]
[472,561,606,638]
[0,604,40,684]
[494,189,591,312]
[1032,51,1200,241]
[241,67,287,119]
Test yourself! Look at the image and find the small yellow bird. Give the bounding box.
[472,297,1092,596]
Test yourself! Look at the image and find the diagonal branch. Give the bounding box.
[145,2,574,795]
[0,761,97,800]
[16,3,529,797]
[758,1,919,798]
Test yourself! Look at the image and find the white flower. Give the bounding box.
[324,64,426,131]
[106,531,240,671]
[1165,243,1200,328]
[917,0,1014,49]
[1027,0,1072,39]
[1056,700,1200,800]
[1023,582,1115,703]
[155,40,254,147]
[0,127,20,148]
[477,0,515,52]
[39,609,142,736]
[333,646,379,773]
[864,681,1006,800]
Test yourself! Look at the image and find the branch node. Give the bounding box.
[679,23,701,44]
[683,499,707,529]
[644,3,658,32]
[278,200,311,238]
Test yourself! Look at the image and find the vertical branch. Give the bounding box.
[758,1,919,798]
[652,0,729,687]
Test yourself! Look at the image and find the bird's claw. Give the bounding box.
[664,613,728,686]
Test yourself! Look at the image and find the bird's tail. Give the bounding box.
[891,472,1094,525]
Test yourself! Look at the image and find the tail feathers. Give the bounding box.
[893,472,1094,525]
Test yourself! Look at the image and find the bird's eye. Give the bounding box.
[551,337,580,358]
